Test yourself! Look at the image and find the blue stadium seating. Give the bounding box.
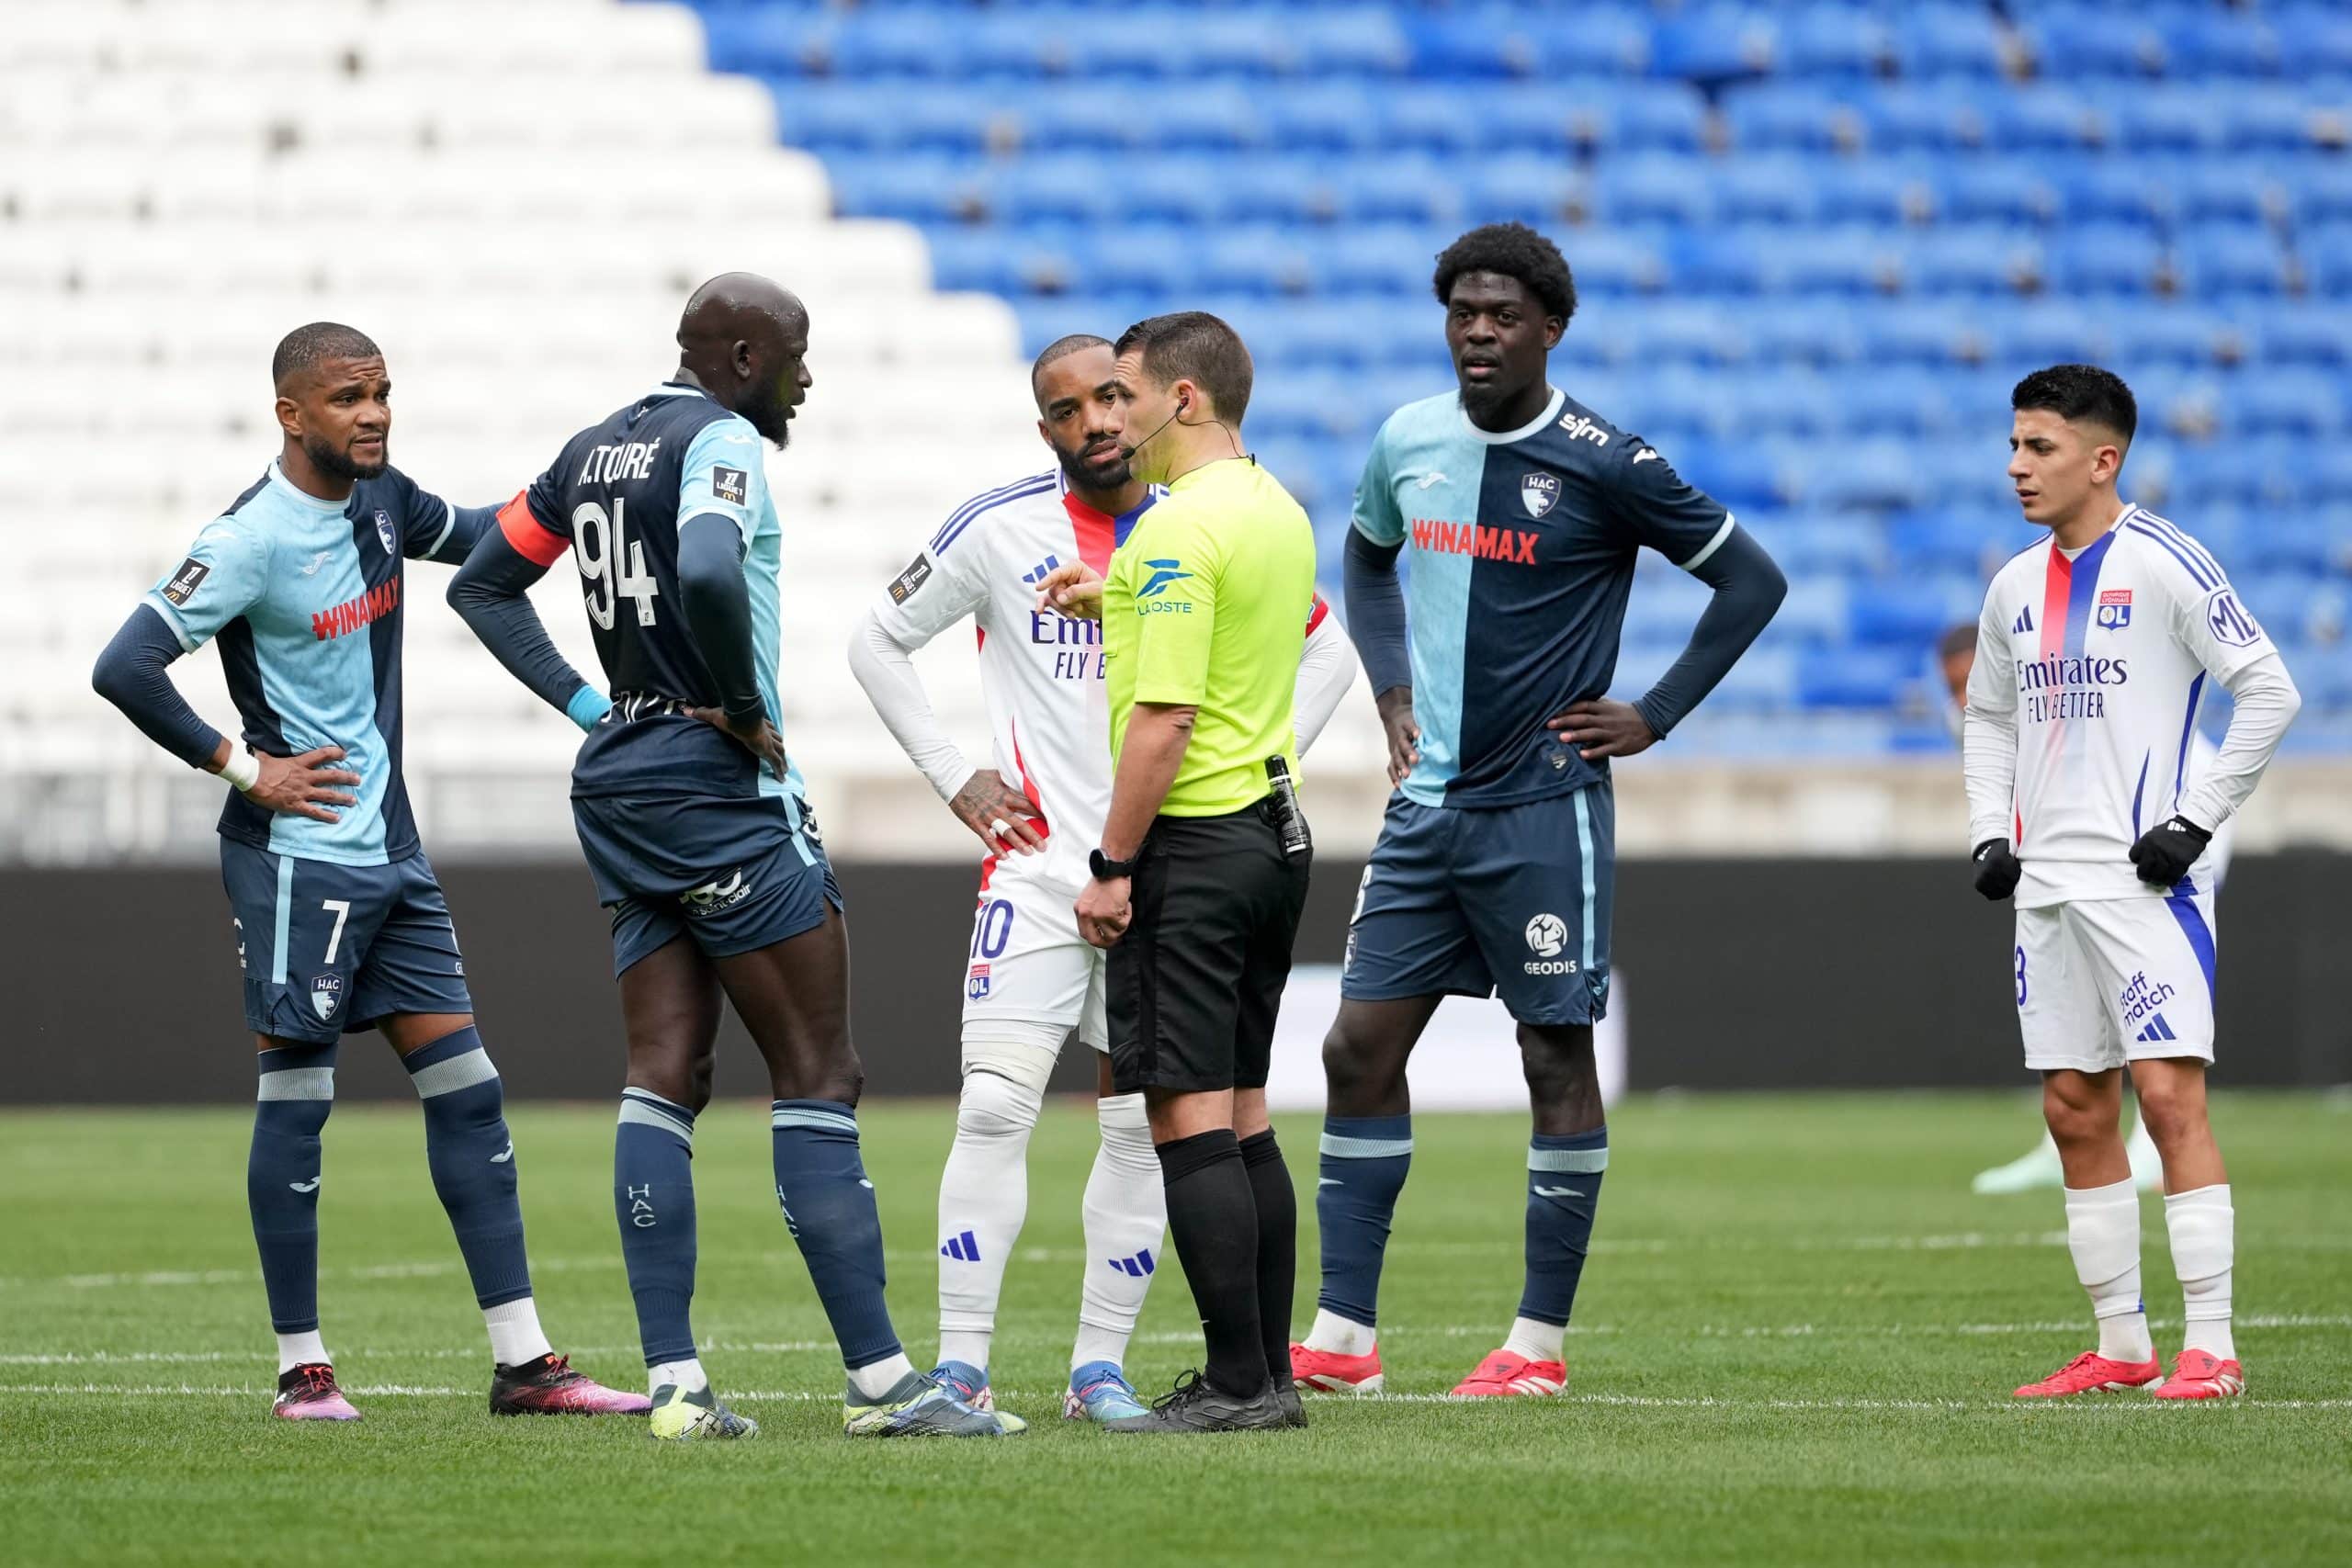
[657,0,2352,755]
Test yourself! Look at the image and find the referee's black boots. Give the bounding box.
[1102,1369,1293,1435]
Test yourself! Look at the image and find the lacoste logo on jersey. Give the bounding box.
[1108,1248,1156,1278]
[310,973,343,1021]
[161,557,210,606]
[299,549,334,577]
[1020,553,1063,587]
[1415,471,1448,490]
[888,552,933,604]
[1137,558,1193,598]
[1557,412,1610,446]
[288,1178,321,1194]
[2098,589,2133,630]
[491,1142,514,1164]
[1521,472,1561,517]
[712,466,749,506]
[1532,1185,1586,1200]
[2204,588,2261,648]
[2013,605,2035,635]
[372,510,396,556]
[1633,448,1661,464]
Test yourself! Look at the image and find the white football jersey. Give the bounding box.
[1965,504,2278,908]
[871,468,1121,896]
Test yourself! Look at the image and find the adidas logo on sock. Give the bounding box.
[1107,1247,1156,1278]
[2135,1013,2178,1043]
[940,1229,980,1263]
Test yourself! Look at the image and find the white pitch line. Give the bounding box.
[7,1314,2345,1371]
[24,1231,2352,1293]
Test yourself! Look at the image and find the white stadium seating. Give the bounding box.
[1,0,1278,863]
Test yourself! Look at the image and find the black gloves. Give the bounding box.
[2130,815,2212,887]
[1973,838,2021,901]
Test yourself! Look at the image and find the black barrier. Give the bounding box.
[2,856,2342,1104]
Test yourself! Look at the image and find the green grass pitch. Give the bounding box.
[3,1092,2346,1565]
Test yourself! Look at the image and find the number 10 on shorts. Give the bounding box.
[969,898,1012,1000]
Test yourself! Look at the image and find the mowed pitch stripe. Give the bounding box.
[8,1314,2346,1368]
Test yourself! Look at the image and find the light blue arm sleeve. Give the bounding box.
[1349,420,1405,547]
[144,514,272,651]
[677,416,765,544]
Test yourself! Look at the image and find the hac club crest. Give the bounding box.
[373,509,398,556]
[310,972,344,1021]
[1521,472,1560,518]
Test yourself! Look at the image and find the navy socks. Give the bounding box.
[403,1027,532,1309]
[249,1043,336,1333]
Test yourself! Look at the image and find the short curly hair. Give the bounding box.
[2012,363,2137,446]
[1432,223,1577,323]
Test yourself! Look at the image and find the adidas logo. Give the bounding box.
[1019,553,1062,587]
[2135,1013,2178,1043]
[2013,605,2035,635]
[1107,1247,1156,1278]
[940,1229,980,1263]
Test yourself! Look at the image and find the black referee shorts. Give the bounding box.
[1108,797,1313,1095]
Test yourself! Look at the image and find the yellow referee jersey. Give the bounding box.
[1103,457,1319,817]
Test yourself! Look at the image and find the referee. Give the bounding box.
[1037,311,1317,1434]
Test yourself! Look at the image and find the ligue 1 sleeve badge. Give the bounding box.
[2097,588,2132,629]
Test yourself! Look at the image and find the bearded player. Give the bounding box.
[847,333,1357,1422]
[1966,364,2299,1402]
[90,322,646,1422]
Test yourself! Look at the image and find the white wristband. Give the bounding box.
[218,749,260,793]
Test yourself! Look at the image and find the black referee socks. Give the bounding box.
[1157,1128,1267,1397]
[1239,1130,1298,1393]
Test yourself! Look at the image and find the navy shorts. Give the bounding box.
[571,791,842,976]
[1340,784,1614,1026]
[220,842,474,1043]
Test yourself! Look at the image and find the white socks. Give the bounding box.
[1501,1314,1565,1365]
[848,1351,918,1400]
[484,1296,552,1368]
[2063,1180,2154,1363]
[1303,1308,1375,1358]
[276,1330,329,1374]
[935,1068,1043,1371]
[2165,1183,2235,1360]
[650,1357,707,1397]
[1072,1092,1165,1372]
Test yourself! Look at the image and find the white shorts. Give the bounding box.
[961,873,1106,1051]
[2014,891,2218,1072]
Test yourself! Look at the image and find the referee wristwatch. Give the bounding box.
[1089,848,1136,881]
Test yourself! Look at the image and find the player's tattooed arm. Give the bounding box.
[948,771,1046,857]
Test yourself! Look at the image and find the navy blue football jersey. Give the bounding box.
[500,381,800,802]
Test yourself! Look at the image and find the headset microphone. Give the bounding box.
[1117,396,1189,461]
